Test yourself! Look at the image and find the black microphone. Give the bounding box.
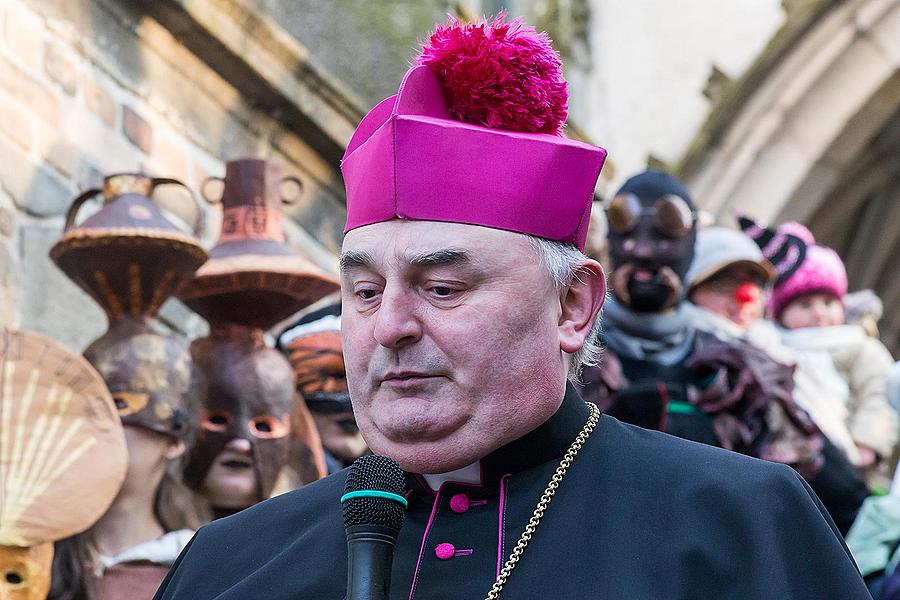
[341,455,407,600]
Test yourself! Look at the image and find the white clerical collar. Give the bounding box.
[421,462,482,491]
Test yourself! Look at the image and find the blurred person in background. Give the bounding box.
[890,362,900,495]
[845,289,885,339]
[50,330,201,600]
[182,332,295,520]
[685,225,870,533]
[279,303,369,474]
[685,226,772,332]
[843,362,900,599]
[578,171,824,485]
[751,220,899,486]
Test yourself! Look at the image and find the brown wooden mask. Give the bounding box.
[278,308,366,467]
[184,334,294,505]
[83,319,191,439]
[286,331,350,410]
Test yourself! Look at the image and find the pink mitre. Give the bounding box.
[340,14,607,252]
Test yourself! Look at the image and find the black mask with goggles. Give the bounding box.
[606,171,698,313]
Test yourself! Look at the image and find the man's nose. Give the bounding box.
[631,235,655,260]
[225,437,252,454]
[373,285,423,349]
[813,303,829,323]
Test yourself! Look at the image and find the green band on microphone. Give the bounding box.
[341,490,409,508]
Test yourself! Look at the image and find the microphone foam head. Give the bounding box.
[342,455,407,533]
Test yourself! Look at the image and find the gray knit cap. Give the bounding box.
[686,226,774,291]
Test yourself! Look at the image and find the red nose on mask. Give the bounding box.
[735,283,760,306]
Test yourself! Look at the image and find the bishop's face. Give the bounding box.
[340,221,570,474]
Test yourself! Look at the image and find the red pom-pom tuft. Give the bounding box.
[415,13,568,135]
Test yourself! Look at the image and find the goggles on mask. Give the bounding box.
[607,193,696,239]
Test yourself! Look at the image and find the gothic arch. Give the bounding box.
[679,0,900,350]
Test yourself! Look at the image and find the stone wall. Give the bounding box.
[248,0,481,107]
[0,0,356,352]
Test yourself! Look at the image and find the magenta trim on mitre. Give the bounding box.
[341,66,607,251]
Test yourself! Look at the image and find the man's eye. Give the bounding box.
[357,289,378,300]
[431,286,455,297]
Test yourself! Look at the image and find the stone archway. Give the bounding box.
[678,0,900,351]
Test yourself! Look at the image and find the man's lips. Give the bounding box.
[633,269,655,282]
[219,455,253,470]
[379,371,444,388]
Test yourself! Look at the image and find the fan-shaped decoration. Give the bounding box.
[50,173,208,320]
[0,328,126,548]
[177,158,338,331]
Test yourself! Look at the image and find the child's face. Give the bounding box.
[689,264,767,330]
[780,292,845,329]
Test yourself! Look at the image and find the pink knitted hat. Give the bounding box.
[768,223,848,319]
[340,15,607,251]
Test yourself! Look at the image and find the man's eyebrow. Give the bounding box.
[406,248,471,267]
[339,249,375,272]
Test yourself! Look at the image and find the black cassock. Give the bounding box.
[154,387,871,599]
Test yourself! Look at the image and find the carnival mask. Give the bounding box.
[279,307,367,467]
[286,331,350,410]
[184,336,294,505]
[83,319,191,439]
[607,171,698,312]
[0,544,52,600]
[279,308,353,414]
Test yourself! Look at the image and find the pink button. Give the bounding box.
[450,493,470,514]
[434,543,455,560]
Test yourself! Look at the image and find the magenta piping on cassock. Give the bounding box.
[408,489,443,600]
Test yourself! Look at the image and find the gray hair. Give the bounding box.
[529,236,605,381]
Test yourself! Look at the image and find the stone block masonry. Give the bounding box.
[0,0,351,352]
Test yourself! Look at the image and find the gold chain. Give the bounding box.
[483,403,601,600]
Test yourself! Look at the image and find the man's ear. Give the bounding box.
[166,439,187,460]
[558,260,606,354]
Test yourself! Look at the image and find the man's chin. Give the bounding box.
[372,415,466,445]
[201,484,257,508]
[367,393,467,439]
[626,281,677,312]
[377,442,483,475]
[363,422,482,474]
